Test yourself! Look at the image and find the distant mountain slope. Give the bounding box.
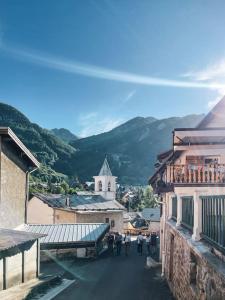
[0,102,204,185]
[70,114,203,184]
[51,128,78,144]
[0,103,75,180]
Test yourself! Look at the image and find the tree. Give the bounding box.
[54,186,65,194]
[61,181,69,194]
[138,186,157,210]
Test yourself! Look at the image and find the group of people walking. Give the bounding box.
[107,231,132,256]
[106,231,158,257]
[137,231,157,256]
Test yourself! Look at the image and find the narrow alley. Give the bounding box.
[43,242,174,300]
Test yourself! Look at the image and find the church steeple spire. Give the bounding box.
[93,157,117,201]
[99,157,112,176]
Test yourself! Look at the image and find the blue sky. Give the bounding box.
[1,1,225,136]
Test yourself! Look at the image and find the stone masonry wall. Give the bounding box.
[164,221,225,300]
[0,151,26,228]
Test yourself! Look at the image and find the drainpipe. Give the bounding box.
[155,196,166,277]
[25,168,37,224]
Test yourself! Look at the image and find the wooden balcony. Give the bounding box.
[169,164,225,184]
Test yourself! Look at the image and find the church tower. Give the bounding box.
[93,158,117,201]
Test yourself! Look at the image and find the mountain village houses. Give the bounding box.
[0,128,112,292]
[3,97,225,299]
[150,98,225,299]
[27,158,125,233]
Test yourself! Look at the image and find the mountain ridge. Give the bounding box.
[51,128,78,144]
[0,102,204,184]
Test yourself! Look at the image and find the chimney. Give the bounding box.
[65,197,70,206]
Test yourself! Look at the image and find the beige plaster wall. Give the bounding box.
[76,211,123,233]
[27,197,54,224]
[24,241,38,282]
[54,209,76,223]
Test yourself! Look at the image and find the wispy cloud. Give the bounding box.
[79,112,123,137]
[183,60,225,82]
[1,44,225,90]
[183,59,225,108]
[122,90,136,103]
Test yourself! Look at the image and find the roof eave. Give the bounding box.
[0,127,40,168]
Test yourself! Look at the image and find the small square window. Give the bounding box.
[105,218,109,223]
[190,252,197,286]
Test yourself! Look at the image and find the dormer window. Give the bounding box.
[108,182,111,191]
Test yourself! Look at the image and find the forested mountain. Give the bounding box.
[0,103,75,183]
[51,128,78,144]
[70,114,203,184]
[0,102,203,185]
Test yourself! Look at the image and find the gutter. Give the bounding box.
[155,196,166,277]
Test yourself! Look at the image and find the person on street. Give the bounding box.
[115,232,122,256]
[146,233,151,256]
[137,232,144,255]
[107,232,114,255]
[150,232,157,255]
[124,231,131,256]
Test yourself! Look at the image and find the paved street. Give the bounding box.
[41,242,174,300]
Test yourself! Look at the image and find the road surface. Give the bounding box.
[42,242,174,300]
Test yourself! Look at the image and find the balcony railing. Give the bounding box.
[169,164,225,184]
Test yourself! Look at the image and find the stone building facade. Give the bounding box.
[0,127,42,292]
[0,133,28,228]
[149,97,225,299]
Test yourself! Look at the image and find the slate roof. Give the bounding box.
[99,158,112,176]
[0,228,44,252]
[140,208,160,222]
[32,193,125,211]
[22,223,110,246]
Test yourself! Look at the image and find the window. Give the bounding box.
[204,156,219,165]
[182,196,194,231]
[190,252,197,286]
[169,234,174,281]
[172,196,177,220]
[98,181,102,191]
[202,195,225,250]
[105,218,109,223]
[108,182,111,191]
[111,220,115,228]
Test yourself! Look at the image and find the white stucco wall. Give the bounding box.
[93,175,117,200]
